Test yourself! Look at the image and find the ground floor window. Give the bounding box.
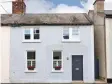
[52,51,63,71]
[27,51,36,70]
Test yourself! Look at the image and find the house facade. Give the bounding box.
[2,0,112,83]
[1,13,95,83]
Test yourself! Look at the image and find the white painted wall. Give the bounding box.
[10,25,94,83]
[0,26,10,83]
[0,25,94,83]
[106,18,112,78]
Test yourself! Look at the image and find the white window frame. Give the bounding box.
[23,28,41,43]
[62,27,80,42]
[52,50,63,72]
[25,50,37,73]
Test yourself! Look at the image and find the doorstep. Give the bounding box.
[72,80,107,84]
[72,81,84,84]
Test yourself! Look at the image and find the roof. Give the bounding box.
[1,13,92,26]
[105,10,112,18]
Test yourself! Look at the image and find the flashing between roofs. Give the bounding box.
[1,13,93,26]
[105,10,112,18]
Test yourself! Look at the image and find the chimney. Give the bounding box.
[12,0,26,14]
[93,0,104,14]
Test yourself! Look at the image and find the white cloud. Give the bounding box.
[25,0,53,13]
[50,4,86,13]
[25,0,87,13]
[81,0,94,10]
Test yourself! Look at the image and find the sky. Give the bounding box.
[0,0,112,14]
[49,0,84,8]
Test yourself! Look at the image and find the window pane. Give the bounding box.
[72,28,79,35]
[72,28,80,40]
[53,51,61,59]
[36,30,39,33]
[25,34,30,39]
[63,35,69,39]
[24,29,30,40]
[27,51,35,59]
[63,28,69,34]
[27,61,31,67]
[32,61,35,67]
[34,34,40,39]
[34,29,39,34]
[63,28,69,39]
[53,61,57,68]
[58,61,62,67]
[25,29,30,34]
[34,30,39,33]
[53,61,61,70]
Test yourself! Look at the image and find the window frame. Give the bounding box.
[62,27,80,42]
[25,50,37,73]
[52,50,63,72]
[23,28,41,43]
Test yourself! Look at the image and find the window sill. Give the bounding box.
[62,40,80,43]
[25,70,37,73]
[51,70,64,73]
[22,40,41,43]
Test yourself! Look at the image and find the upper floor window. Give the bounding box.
[23,28,40,42]
[63,27,80,42]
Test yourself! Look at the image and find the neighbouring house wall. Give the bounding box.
[93,0,106,80]
[94,13,106,79]
[1,26,10,83]
[105,18,112,78]
[0,21,1,83]
[10,25,94,83]
[105,2,112,10]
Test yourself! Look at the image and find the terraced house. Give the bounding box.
[1,0,112,83]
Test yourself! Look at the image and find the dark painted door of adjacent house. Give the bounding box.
[72,55,83,81]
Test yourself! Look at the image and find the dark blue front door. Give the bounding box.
[72,55,83,80]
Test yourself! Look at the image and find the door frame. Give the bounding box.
[72,55,83,81]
